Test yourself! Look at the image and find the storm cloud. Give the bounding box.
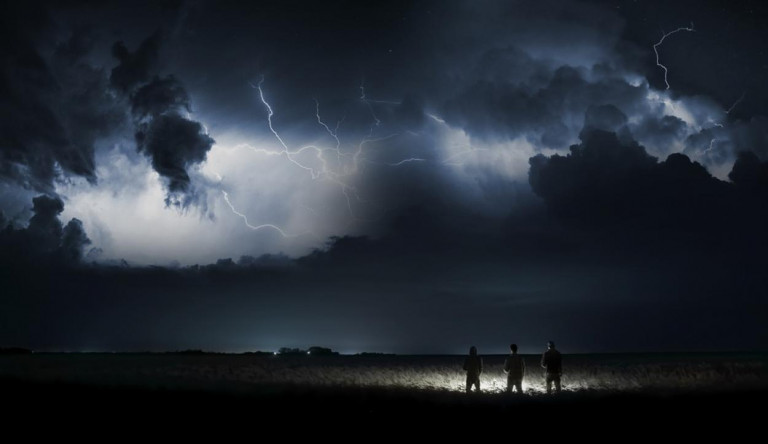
[0,5,125,193]
[111,35,215,209]
[1,1,767,353]
[1,195,91,266]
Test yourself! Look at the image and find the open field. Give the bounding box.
[2,352,766,394]
[3,353,766,434]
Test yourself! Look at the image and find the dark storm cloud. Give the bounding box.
[605,0,768,119]
[727,117,768,160]
[135,114,213,199]
[0,5,125,192]
[729,151,768,193]
[111,35,215,209]
[683,116,768,172]
[61,218,91,263]
[528,127,768,266]
[0,195,91,266]
[2,0,768,353]
[0,2,218,209]
[131,75,190,118]
[437,49,658,151]
[109,32,161,92]
[584,104,629,133]
[633,115,688,151]
[27,195,65,254]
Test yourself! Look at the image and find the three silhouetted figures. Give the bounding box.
[541,340,562,394]
[463,346,483,393]
[463,341,563,394]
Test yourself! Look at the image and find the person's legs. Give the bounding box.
[554,376,561,393]
[506,377,512,393]
[546,374,553,394]
[467,375,480,392]
[513,379,523,393]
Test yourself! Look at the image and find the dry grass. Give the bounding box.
[1,353,766,394]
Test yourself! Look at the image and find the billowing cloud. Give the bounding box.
[0,195,91,266]
[528,127,767,266]
[136,113,214,207]
[61,217,91,263]
[2,1,768,352]
[729,151,768,192]
[131,75,190,119]
[110,35,215,209]
[109,32,161,92]
[0,8,126,193]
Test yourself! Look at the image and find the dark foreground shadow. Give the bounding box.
[2,378,761,436]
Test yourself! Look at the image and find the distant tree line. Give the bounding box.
[276,346,339,356]
[0,347,33,355]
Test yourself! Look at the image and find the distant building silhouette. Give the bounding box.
[463,346,483,393]
[504,343,525,393]
[540,341,562,394]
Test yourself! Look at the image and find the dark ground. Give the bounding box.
[3,378,761,437]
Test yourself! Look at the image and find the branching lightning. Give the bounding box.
[699,92,746,164]
[315,99,342,152]
[223,76,490,237]
[654,22,695,90]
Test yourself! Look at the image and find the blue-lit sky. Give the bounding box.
[1,0,767,353]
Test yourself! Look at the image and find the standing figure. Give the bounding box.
[463,346,483,393]
[541,340,562,394]
[504,343,525,393]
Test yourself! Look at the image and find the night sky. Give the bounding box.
[1,0,767,354]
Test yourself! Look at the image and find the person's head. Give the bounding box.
[547,341,555,350]
[469,346,477,356]
[510,344,518,353]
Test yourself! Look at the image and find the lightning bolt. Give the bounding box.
[248,77,346,179]
[359,77,381,127]
[221,190,305,238]
[240,77,393,227]
[386,158,426,166]
[653,22,695,90]
[700,92,747,162]
[725,91,746,114]
[349,133,400,175]
[315,99,342,152]
[253,77,289,150]
[228,76,490,237]
[426,112,491,166]
[427,113,447,125]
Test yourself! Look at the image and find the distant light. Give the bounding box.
[273,352,278,355]
[307,351,311,355]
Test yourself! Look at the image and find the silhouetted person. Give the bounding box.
[504,343,525,393]
[463,346,483,393]
[541,341,562,394]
